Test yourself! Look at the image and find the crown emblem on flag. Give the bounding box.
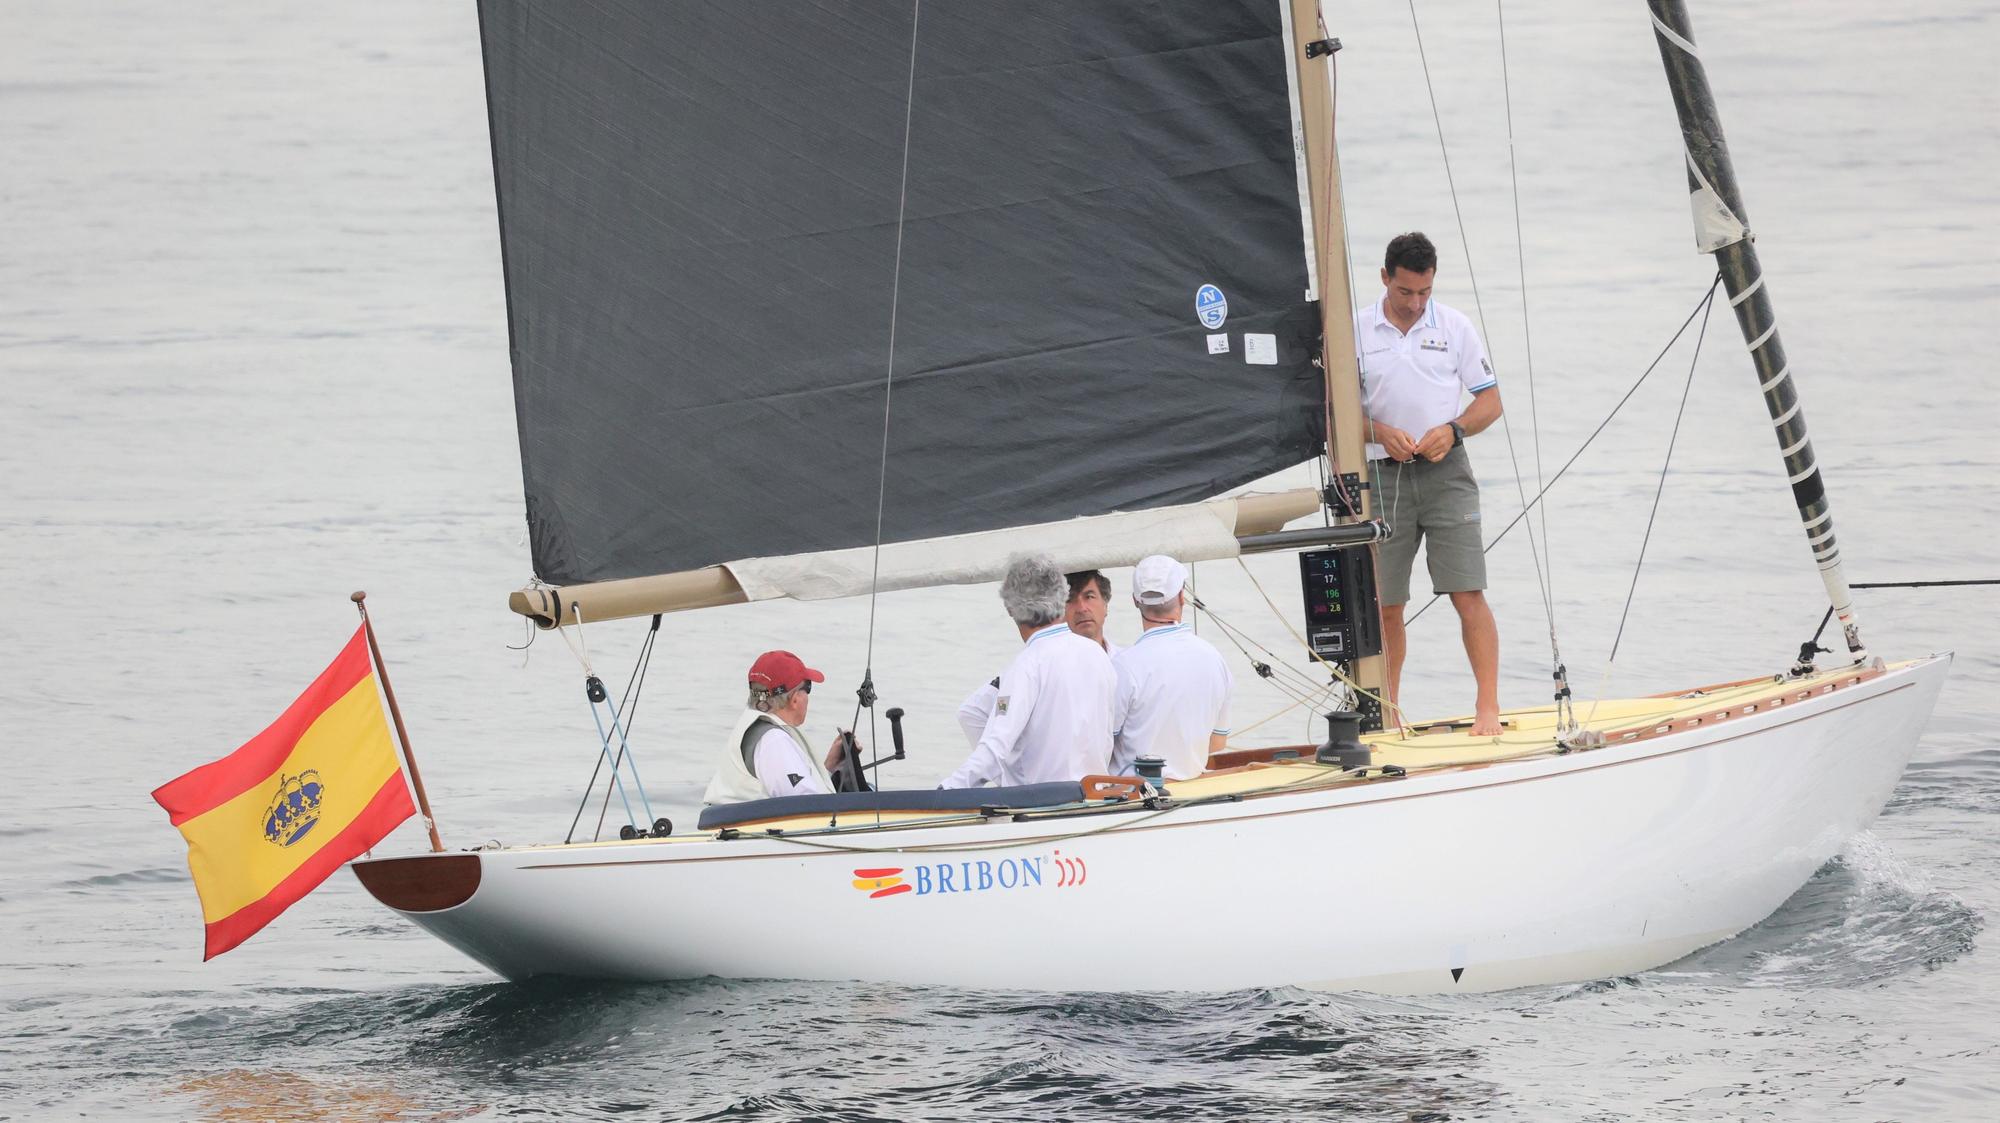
[262,771,325,847]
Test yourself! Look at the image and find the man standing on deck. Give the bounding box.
[956,570,1120,747]
[1109,555,1233,780]
[1359,232,1504,735]
[941,554,1115,788]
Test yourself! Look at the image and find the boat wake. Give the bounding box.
[1662,832,1980,987]
[1888,743,2000,815]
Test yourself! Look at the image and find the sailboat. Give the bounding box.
[352,0,1947,993]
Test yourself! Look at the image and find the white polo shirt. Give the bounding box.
[1356,295,1496,460]
[957,638,1120,748]
[1110,623,1233,780]
[942,623,1115,788]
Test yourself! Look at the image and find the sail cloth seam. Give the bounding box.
[1405,0,1563,668]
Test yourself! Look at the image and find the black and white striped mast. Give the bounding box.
[1647,0,1867,664]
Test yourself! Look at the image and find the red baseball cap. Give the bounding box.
[747,650,825,691]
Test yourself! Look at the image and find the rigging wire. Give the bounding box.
[1197,605,1343,708]
[1575,279,1721,729]
[1405,0,1562,667]
[1607,283,1716,665]
[1853,579,2000,589]
[586,616,662,842]
[553,604,657,841]
[849,0,924,775]
[1405,277,1723,626]
[1493,0,1558,667]
[1227,557,1406,723]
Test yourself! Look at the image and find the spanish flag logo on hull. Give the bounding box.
[852,868,911,898]
[153,626,414,959]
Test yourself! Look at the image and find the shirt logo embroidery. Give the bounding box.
[1420,338,1449,352]
[995,696,1009,715]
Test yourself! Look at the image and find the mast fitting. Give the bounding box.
[1322,472,1367,518]
[1305,38,1341,59]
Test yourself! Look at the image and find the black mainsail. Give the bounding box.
[479,1,1324,589]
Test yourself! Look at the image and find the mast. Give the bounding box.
[1647,0,1866,660]
[1288,1,1390,720]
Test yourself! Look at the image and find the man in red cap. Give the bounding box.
[702,650,853,805]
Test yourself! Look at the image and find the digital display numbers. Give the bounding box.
[1296,547,1383,663]
[1303,555,1345,623]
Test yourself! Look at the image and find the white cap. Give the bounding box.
[1132,555,1188,605]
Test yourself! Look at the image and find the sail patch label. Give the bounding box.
[1207,333,1230,355]
[1244,333,1278,365]
[1195,284,1228,329]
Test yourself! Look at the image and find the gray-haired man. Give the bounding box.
[941,553,1115,788]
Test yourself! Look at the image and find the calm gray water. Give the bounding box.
[3,2,1997,1120]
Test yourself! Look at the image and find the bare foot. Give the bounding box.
[1470,709,1502,737]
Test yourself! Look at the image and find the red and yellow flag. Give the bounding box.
[153,625,415,959]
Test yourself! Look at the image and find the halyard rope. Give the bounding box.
[852,0,924,746]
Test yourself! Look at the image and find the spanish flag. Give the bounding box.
[153,626,415,959]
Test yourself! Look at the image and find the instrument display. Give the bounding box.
[1296,547,1382,663]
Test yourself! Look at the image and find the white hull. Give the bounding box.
[356,656,1947,993]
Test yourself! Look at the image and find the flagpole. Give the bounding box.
[351,591,445,853]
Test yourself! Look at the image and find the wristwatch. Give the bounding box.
[1449,420,1465,447]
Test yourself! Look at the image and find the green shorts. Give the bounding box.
[1369,446,1487,607]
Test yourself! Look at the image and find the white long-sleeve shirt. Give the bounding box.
[751,727,829,798]
[1110,623,1233,780]
[957,638,1120,749]
[942,623,1114,788]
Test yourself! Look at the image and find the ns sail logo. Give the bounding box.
[850,851,1088,901]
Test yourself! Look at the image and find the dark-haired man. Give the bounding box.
[1358,232,1504,736]
[956,569,1119,748]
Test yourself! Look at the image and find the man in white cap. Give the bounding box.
[1109,555,1233,780]
[941,553,1115,788]
[956,569,1121,747]
[702,650,852,805]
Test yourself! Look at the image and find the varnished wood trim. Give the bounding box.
[352,853,481,912]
